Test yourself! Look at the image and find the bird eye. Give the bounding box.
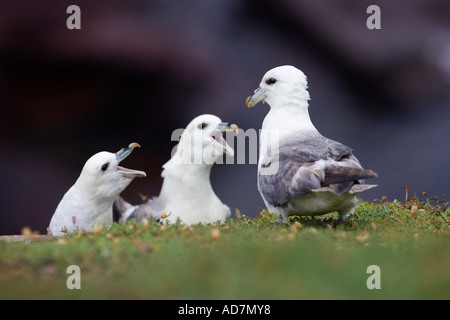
[198,122,208,130]
[101,163,109,171]
[266,77,277,85]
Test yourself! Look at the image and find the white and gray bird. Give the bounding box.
[246,65,377,224]
[115,114,238,225]
[48,143,146,236]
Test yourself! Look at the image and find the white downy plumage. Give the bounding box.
[116,114,238,225]
[49,143,146,235]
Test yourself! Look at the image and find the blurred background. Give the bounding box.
[1,0,449,235]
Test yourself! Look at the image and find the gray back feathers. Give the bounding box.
[258,135,377,207]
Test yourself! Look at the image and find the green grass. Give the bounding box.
[0,197,449,300]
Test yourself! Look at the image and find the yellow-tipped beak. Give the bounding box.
[128,142,141,149]
[245,87,266,108]
[115,142,146,179]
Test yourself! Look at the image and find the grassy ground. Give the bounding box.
[0,196,449,300]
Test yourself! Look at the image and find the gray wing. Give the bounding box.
[258,136,377,207]
[127,197,165,222]
[113,195,165,223]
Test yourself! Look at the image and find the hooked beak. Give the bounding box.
[212,122,238,157]
[115,142,147,179]
[245,87,266,108]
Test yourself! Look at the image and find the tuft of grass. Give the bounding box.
[0,197,449,299]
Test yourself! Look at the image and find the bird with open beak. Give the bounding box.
[114,114,239,226]
[48,143,146,235]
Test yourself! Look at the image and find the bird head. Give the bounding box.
[177,114,238,166]
[78,143,146,200]
[246,65,310,109]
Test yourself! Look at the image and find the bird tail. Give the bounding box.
[113,195,158,223]
[323,167,378,196]
[324,167,377,184]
